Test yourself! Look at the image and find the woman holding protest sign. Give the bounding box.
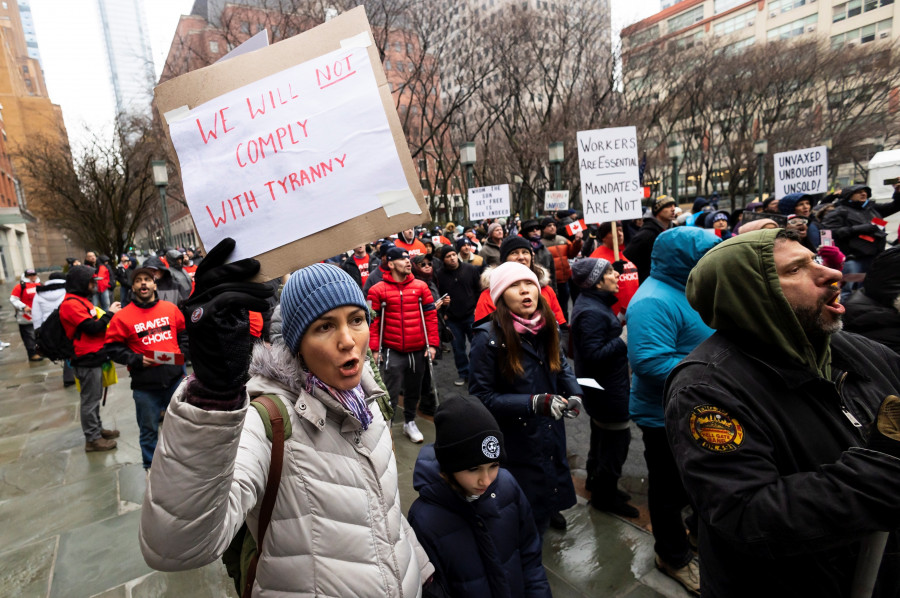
[139,238,436,597]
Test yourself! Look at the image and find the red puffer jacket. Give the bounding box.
[368,274,439,353]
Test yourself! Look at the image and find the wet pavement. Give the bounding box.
[0,279,692,597]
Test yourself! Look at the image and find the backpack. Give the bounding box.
[221,394,292,598]
[35,296,80,362]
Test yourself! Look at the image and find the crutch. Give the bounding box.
[376,305,386,370]
[418,297,440,405]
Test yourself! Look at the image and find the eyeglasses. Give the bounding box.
[787,218,808,226]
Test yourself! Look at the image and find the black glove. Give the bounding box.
[183,238,274,392]
[868,395,900,459]
[852,223,879,236]
[612,260,627,275]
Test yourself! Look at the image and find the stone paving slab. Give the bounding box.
[0,537,56,598]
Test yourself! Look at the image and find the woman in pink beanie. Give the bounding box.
[468,261,583,537]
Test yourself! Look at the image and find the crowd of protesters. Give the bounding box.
[8,179,900,596]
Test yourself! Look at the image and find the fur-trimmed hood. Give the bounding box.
[246,342,385,419]
[479,263,551,291]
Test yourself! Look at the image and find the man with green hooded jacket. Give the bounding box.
[665,228,900,597]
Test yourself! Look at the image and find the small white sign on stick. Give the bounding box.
[774,146,828,199]
[544,190,569,212]
[468,185,511,221]
[577,126,643,224]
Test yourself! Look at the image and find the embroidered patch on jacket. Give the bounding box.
[689,405,744,453]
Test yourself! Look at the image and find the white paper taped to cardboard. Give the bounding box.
[163,105,191,125]
[377,189,421,217]
[340,31,373,49]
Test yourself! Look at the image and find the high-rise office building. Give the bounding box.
[96,0,156,117]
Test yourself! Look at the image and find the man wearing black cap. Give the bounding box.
[624,195,676,284]
[363,240,395,295]
[519,219,556,291]
[435,244,482,386]
[455,237,483,268]
[368,246,440,443]
[10,268,42,361]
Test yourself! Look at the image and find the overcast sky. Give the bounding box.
[29,0,658,150]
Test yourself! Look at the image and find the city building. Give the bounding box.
[96,0,156,117]
[0,0,67,272]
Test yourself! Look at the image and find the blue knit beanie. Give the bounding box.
[280,263,368,354]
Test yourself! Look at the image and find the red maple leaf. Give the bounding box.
[156,353,172,362]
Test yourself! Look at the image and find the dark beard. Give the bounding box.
[793,303,843,346]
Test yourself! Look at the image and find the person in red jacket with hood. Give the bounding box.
[368,246,439,443]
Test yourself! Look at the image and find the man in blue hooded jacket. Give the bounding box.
[627,227,721,594]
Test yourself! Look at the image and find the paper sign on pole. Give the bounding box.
[544,190,569,212]
[468,185,511,221]
[577,126,643,224]
[154,7,429,280]
[774,146,828,199]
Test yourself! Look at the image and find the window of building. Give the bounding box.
[394,41,402,53]
[397,61,405,72]
[628,23,660,47]
[241,21,250,34]
[713,10,756,34]
[668,5,704,32]
[407,42,414,54]
[714,0,746,12]
[209,40,219,53]
[717,36,756,53]
[833,0,891,22]
[769,0,808,14]
[766,13,818,39]
[385,59,391,70]
[2,2,7,9]
[673,29,705,49]
[831,17,892,45]
[22,65,28,73]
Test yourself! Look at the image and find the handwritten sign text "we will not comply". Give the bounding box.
[168,46,412,262]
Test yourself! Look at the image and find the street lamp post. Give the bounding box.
[549,141,564,192]
[151,160,173,248]
[754,139,768,208]
[668,142,683,208]
[513,174,523,218]
[460,142,476,192]
[823,138,834,190]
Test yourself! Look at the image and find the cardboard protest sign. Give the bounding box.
[544,190,569,212]
[468,185,511,221]
[154,7,429,279]
[774,146,827,199]
[577,126,643,224]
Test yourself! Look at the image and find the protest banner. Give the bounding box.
[154,7,429,279]
[774,146,827,199]
[544,190,569,212]
[577,126,642,224]
[468,185,511,221]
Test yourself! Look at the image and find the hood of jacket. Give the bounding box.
[649,227,721,291]
[863,246,900,308]
[65,265,95,297]
[703,209,731,229]
[479,263,551,291]
[779,193,813,215]
[686,229,831,378]
[138,256,173,282]
[840,184,872,203]
[36,278,64,294]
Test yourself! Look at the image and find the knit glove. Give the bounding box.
[564,396,583,419]
[183,238,274,392]
[532,394,569,420]
[852,223,879,236]
[868,395,900,459]
[817,245,845,271]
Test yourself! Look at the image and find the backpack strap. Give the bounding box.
[242,393,288,598]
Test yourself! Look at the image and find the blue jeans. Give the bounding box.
[446,315,474,379]
[133,377,182,469]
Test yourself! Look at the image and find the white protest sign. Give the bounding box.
[468,185,511,221]
[774,146,828,199]
[168,45,418,262]
[544,190,569,212]
[577,126,642,224]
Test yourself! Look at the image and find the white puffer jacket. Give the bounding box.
[140,343,433,597]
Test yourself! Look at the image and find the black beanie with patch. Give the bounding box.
[434,394,505,473]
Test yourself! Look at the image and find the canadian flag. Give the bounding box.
[432,236,442,245]
[152,351,184,365]
[566,219,586,236]
[873,217,888,228]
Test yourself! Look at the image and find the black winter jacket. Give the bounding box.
[665,331,900,597]
[843,290,900,355]
[569,288,630,423]
[436,262,481,321]
[821,185,900,258]
[468,322,579,524]
[408,445,551,598]
[624,217,669,283]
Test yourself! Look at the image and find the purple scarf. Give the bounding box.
[304,373,373,431]
[511,311,545,335]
